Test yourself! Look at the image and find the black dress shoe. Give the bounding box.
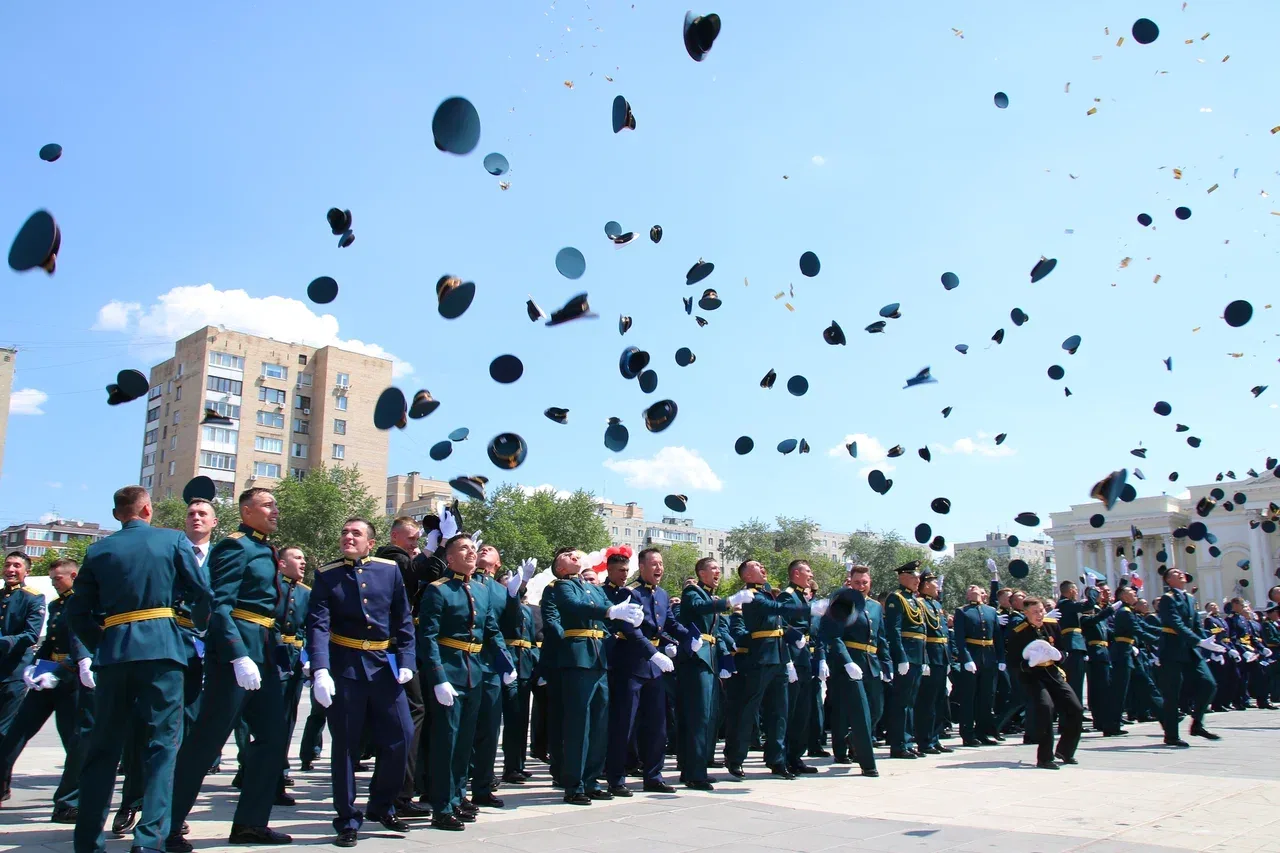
[113,806,142,836]
[1102,730,1128,738]
[456,811,476,823]
[626,764,644,777]
[685,779,714,790]
[274,791,296,806]
[807,747,831,758]
[1055,753,1079,765]
[396,800,432,818]
[51,806,78,824]
[164,836,194,853]
[587,788,614,800]
[370,814,412,832]
[832,755,854,764]
[889,750,917,759]
[300,761,313,772]
[1189,724,1221,740]
[228,825,292,845]
[962,738,983,747]
[231,770,243,789]
[708,759,725,768]
[181,822,190,836]
[1036,761,1060,770]
[335,829,358,847]
[457,798,478,814]
[862,768,879,777]
[768,765,796,779]
[725,764,745,779]
[432,814,466,831]
[519,770,534,780]
[935,744,955,754]
[472,793,504,808]
[352,762,369,772]
[608,784,633,797]
[788,763,819,775]
[643,781,677,793]
[501,771,527,785]
[980,736,1000,745]
[564,793,592,805]
[1164,738,1191,748]
[991,733,1006,742]
[921,746,942,755]
[282,775,294,787]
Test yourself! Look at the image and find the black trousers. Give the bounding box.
[398,672,425,802]
[1019,670,1082,766]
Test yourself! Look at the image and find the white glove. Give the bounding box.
[439,509,460,539]
[997,614,1009,626]
[652,652,675,673]
[1111,600,1125,612]
[1046,609,1062,620]
[424,529,442,554]
[987,558,999,578]
[79,658,95,689]
[844,661,863,680]
[505,572,523,597]
[22,665,37,689]
[922,664,931,676]
[520,557,538,582]
[232,656,262,691]
[1198,638,1226,653]
[794,636,807,650]
[1132,646,1140,658]
[998,663,1007,672]
[718,669,732,678]
[817,659,830,681]
[810,598,830,618]
[537,677,547,686]
[1245,651,1259,663]
[690,635,704,653]
[1265,648,1274,658]
[607,602,644,627]
[434,682,459,707]
[397,667,414,684]
[897,662,910,676]
[880,669,892,682]
[1228,648,1241,661]
[664,643,678,658]
[964,661,977,673]
[786,661,799,683]
[34,672,57,690]
[313,668,336,707]
[302,660,311,678]
[727,589,755,607]
[1211,654,1225,664]
[1153,656,1160,666]
[471,530,483,547]
[502,670,518,685]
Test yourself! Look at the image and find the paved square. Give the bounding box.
[3,700,1278,853]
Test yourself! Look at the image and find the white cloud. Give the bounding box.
[10,388,48,415]
[603,446,723,492]
[934,434,1016,458]
[39,512,59,524]
[46,482,63,489]
[811,155,826,166]
[95,283,414,378]
[827,433,898,477]
[92,300,141,331]
[519,483,574,501]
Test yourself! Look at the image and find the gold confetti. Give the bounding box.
[1192,326,1201,332]
[1119,257,1133,268]
[499,181,511,191]
[563,80,574,88]
[1153,274,1162,283]
[1065,82,1071,93]
[1229,352,1244,358]
[1207,183,1219,193]
[1201,32,1210,40]
[951,27,964,38]
[784,303,795,312]
[1087,106,1098,115]
[1272,127,1280,134]
[1222,55,1230,62]
[1185,39,1194,44]
[1270,211,1280,216]
[1116,36,1125,47]
[773,291,785,300]
[1173,168,1183,179]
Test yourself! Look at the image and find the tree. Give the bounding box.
[30,536,92,576]
[151,495,238,542]
[464,484,609,569]
[932,548,1054,605]
[723,515,823,590]
[654,542,701,599]
[842,530,930,596]
[271,465,384,577]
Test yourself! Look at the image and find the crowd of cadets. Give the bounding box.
[0,486,1275,851]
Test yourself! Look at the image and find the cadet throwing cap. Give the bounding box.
[449,475,489,502]
[489,354,524,384]
[546,293,599,326]
[777,438,798,455]
[735,436,754,455]
[941,271,960,290]
[432,97,481,154]
[374,387,408,430]
[686,259,714,285]
[307,276,338,304]
[930,536,947,553]
[604,418,629,452]
[620,346,651,380]
[1137,213,1152,227]
[799,251,820,277]
[760,368,777,389]
[1090,513,1105,528]
[879,303,901,319]
[115,369,149,402]
[1030,257,1057,283]
[650,225,663,243]
[931,497,951,515]
[1175,206,1191,220]
[183,476,217,504]
[436,275,476,320]
[545,407,569,424]
[698,289,722,311]
[555,247,586,279]
[337,230,355,248]
[487,433,527,470]
[483,152,509,176]
[683,11,721,62]
[39,143,62,163]
[914,523,932,544]
[8,210,60,274]
[1154,401,1171,416]
[1007,535,1019,547]
[1015,512,1040,526]
[326,208,352,235]
[992,329,1005,344]
[994,91,1009,109]
[604,221,623,239]
[619,315,632,335]
[1009,559,1029,579]
[1011,307,1029,326]
[449,427,470,442]
[1048,365,1065,380]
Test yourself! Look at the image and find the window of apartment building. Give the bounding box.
[206,400,240,420]
[168,434,176,449]
[254,462,282,478]
[201,426,237,444]
[259,387,287,405]
[333,419,346,435]
[209,352,244,370]
[144,428,158,445]
[294,395,311,411]
[28,528,52,541]
[336,372,350,387]
[332,444,345,460]
[612,526,618,535]
[625,528,631,537]
[167,381,173,395]
[335,396,347,411]
[254,436,284,454]
[296,373,312,387]
[199,451,236,470]
[293,420,309,435]
[290,467,306,480]
[297,354,308,366]
[172,411,181,425]
[168,461,176,476]
[147,407,160,423]
[256,410,284,428]
[175,385,182,401]
[291,443,308,459]
[164,402,169,417]
[262,362,288,380]
[158,448,165,463]
[27,546,47,557]
[141,475,153,488]
[177,362,184,377]
[207,376,243,395]
[148,385,162,401]
[143,452,156,467]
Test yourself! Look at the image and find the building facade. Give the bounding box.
[0,347,14,481]
[1,520,109,560]
[954,532,1055,568]
[140,326,391,502]
[1047,471,1280,608]
[386,472,454,518]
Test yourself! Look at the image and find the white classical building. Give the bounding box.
[1046,472,1280,608]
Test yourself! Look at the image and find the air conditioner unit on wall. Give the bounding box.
[303,408,310,415]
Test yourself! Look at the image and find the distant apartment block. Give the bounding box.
[1,519,109,560]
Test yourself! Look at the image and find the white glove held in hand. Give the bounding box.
[302,660,311,678]
[438,509,460,539]
[664,643,678,658]
[34,672,57,690]
[689,635,704,654]
[651,652,675,673]
[1198,638,1226,653]
[794,636,807,650]
[313,669,336,708]
[880,669,892,682]
[607,602,644,627]
[79,658,95,688]
[505,572,523,597]
[810,598,830,618]
[785,661,799,683]
[987,558,999,578]
[397,668,414,685]
[520,557,538,581]
[844,661,863,680]
[997,614,1009,626]
[897,662,910,676]
[232,656,261,691]
[502,670,518,685]
[922,664,931,676]
[818,659,830,681]
[22,665,37,689]
[424,530,442,554]
[434,682,459,707]
[998,662,1007,672]
[726,589,755,607]
[719,669,732,678]
[964,661,978,673]
[1046,609,1062,620]
[1227,648,1241,661]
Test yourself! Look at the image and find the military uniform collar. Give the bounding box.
[605,580,620,590]
[637,581,657,591]
[239,523,269,541]
[447,568,474,582]
[698,582,715,593]
[57,588,74,601]
[281,573,298,585]
[343,555,370,567]
[746,583,763,590]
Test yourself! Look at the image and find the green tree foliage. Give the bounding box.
[272,465,384,575]
[30,536,92,576]
[653,541,701,599]
[842,530,930,596]
[151,495,238,542]
[722,515,831,592]
[932,548,1054,605]
[464,484,609,569]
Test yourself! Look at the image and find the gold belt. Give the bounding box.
[1162,627,1178,635]
[176,616,196,630]
[700,633,716,643]
[279,634,305,648]
[1088,640,1109,647]
[50,652,69,662]
[926,637,947,644]
[439,637,483,654]
[1209,626,1224,634]
[506,639,533,648]
[965,639,994,647]
[1061,627,1081,634]
[331,633,390,651]
[901,631,926,641]
[1115,637,1135,644]
[230,608,275,629]
[733,648,748,655]
[103,608,176,629]
[750,629,784,639]
[564,629,606,639]
[844,641,877,654]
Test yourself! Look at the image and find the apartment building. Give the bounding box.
[386,472,454,518]
[954,531,1055,567]
[140,326,391,501]
[1,519,109,560]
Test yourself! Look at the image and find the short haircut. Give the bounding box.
[552,546,578,568]
[113,485,150,516]
[848,564,871,575]
[278,545,305,561]
[4,551,31,569]
[343,517,375,538]
[1059,580,1075,594]
[391,516,420,535]
[787,559,810,575]
[1022,597,1043,610]
[606,552,630,568]
[443,533,473,555]
[238,487,273,508]
[695,556,718,575]
[997,587,1012,598]
[736,560,757,576]
[49,558,78,573]
[186,498,215,514]
[637,547,662,566]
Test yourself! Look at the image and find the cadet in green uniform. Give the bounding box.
[167,487,292,850]
[467,544,514,809]
[884,561,926,758]
[499,567,539,785]
[418,534,514,829]
[777,560,824,775]
[913,571,953,754]
[273,546,309,805]
[676,558,753,789]
[68,485,211,853]
[542,547,643,804]
[1156,567,1222,747]
[0,552,45,762]
[953,584,1002,746]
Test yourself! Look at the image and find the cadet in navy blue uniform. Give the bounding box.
[272,545,309,806]
[605,547,691,795]
[0,552,45,764]
[0,557,90,821]
[69,486,211,853]
[308,518,416,847]
[1156,566,1222,747]
[167,487,291,851]
[1203,602,1233,712]
[777,560,824,775]
[953,583,1002,746]
[499,566,539,785]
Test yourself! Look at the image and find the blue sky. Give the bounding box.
[2,2,1276,544]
